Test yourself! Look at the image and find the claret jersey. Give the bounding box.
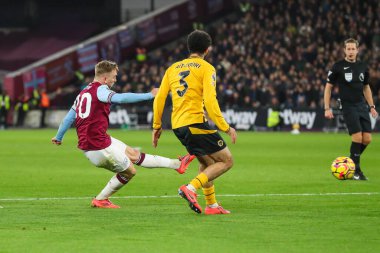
[73,81,114,150]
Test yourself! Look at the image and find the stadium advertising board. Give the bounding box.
[99,35,121,64]
[279,109,319,130]
[144,108,324,131]
[118,27,135,49]
[143,108,379,132]
[187,0,198,20]
[3,75,23,100]
[26,107,380,132]
[45,53,75,92]
[154,9,180,43]
[222,108,323,130]
[207,0,224,14]
[22,67,46,96]
[117,26,136,57]
[76,43,99,73]
[221,108,380,132]
[135,18,157,46]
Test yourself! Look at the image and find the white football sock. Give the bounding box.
[95,174,129,200]
[187,184,197,193]
[137,153,180,169]
[208,203,219,208]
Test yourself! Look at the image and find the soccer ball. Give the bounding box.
[331,157,355,180]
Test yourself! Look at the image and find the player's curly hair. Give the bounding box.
[95,60,119,77]
[187,30,212,54]
[344,38,359,48]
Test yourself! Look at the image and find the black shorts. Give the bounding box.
[173,122,227,156]
[342,102,372,135]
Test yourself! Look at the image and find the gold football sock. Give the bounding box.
[189,173,208,190]
[202,185,217,206]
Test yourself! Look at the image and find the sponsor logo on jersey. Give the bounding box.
[359,73,364,82]
[327,71,332,82]
[212,73,216,86]
[345,73,352,82]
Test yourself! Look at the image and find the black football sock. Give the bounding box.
[350,142,362,172]
[360,144,368,154]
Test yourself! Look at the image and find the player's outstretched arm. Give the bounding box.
[51,109,76,145]
[111,92,153,103]
[97,85,158,104]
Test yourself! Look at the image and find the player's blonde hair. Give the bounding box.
[95,60,119,77]
[344,38,359,48]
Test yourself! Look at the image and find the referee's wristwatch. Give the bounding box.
[370,105,376,109]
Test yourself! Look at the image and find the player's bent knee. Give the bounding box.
[363,139,371,145]
[120,166,137,178]
[362,135,372,145]
[129,167,137,176]
[125,147,140,163]
[224,155,234,170]
[351,133,362,143]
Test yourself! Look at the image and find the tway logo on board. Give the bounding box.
[280,109,316,129]
[222,109,257,130]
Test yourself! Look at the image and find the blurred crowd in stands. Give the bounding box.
[104,0,380,111]
[4,0,380,123]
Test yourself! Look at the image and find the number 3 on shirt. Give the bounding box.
[75,93,92,119]
[177,70,190,97]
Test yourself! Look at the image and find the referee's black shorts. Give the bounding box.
[173,122,226,156]
[342,102,372,135]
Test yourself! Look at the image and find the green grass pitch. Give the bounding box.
[0,129,379,253]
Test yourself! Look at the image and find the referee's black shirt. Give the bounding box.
[327,59,370,105]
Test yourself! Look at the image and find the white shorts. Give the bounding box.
[84,137,131,173]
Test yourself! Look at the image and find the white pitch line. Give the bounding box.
[0,192,379,202]
[220,192,380,197]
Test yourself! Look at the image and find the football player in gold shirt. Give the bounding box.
[153,30,237,214]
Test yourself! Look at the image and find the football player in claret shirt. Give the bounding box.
[52,60,195,208]
[152,30,237,215]
[324,38,378,180]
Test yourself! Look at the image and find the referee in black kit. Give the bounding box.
[324,38,378,180]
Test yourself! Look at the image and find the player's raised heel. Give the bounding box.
[91,198,120,208]
[178,185,202,213]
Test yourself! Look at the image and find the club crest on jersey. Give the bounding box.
[359,73,364,82]
[345,73,352,82]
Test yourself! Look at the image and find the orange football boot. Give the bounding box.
[176,154,196,174]
[178,185,202,213]
[205,205,231,215]
[91,198,120,209]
